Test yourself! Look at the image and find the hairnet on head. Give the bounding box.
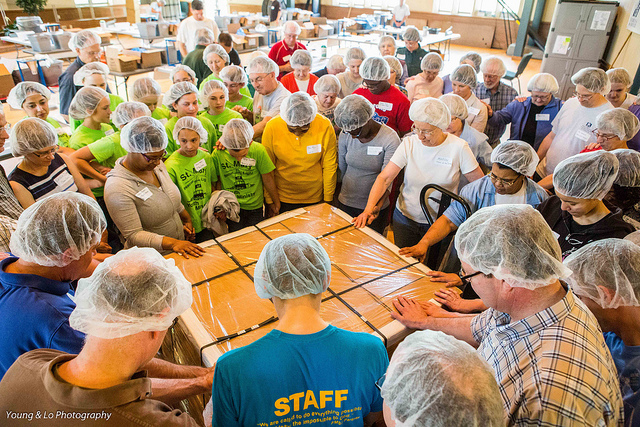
[69,29,101,50]
[451,64,477,89]
[254,233,331,300]
[460,52,482,72]
[421,52,443,72]
[345,47,366,65]
[383,56,402,83]
[247,56,279,75]
[283,21,301,35]
[456,205,572,289]
[10,192,106,267]
[606,68,632,88]
[7,82,50,110]
[626,231,640,246]
[220,118,254,150]
[199,79,228,103]
[111,101,151,129]
[129,77,162,102]
[480,56,507,76]
[491,140,539,176]
[553,151,619,200]
[10,117,58,156]
[170,64,196,82]
[120,116,168,153]
[596,108,640,141]
[334,94,374,131]
[571,67,610,95]
[439,93,468,120]
[163,82,198,108]
[403,26,421,42]
[220,65,248,85]
[326,54,346,72]
[527,73,559,94]
[69,247,192,339]
[409,98,451,131]
[314,74,340,95]
[565,239,640,309]
[378,35,396,51]
[68,86,109,120]
[382,330,504,427]
[173,116,208,145]
[290,49,312,69]
[611,149,640,187]
[280,92,318,127]
[194,28,215,45]
[360,56,390,81]
[203,43,230,67]
[73,62,109,86]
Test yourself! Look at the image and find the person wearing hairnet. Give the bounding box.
[0,247,214,424]
[312,74,342,131]
[629,103,640,151]
[58,30,105,119]
[268,21,308,79]
[405,52,444,102]
[486,73,563,150]
[175,0,219,57]
[605,149,640,228]
[536,151,634,259]
[581,108,640,153]
[198,43,230,90]
[313,54,346,78]
[182,28,216,86]
[7,82,72,148]
[262,92,337,212]
[381,330,504,427]
[199,80,243,135]
[129,77,172,122]
[104,116,205,258]
[441,51,482,94]
[391,204,623,426]
[220,65,254,112]
[163,82,220,155]
[211,233,388,427]
[396,26,427,77]
[211,118,280,228]
[353,98,484,248]
[626,230,640,246]
[606,68,637,109]
[353,57,412,137]
[537,68,613,188]
[280,50,318,95]
[564,238,640,425]
[379,37,409,85]
[0,111,23,221]
[450,64,487,133]
[170,63,197,85]
[335,95,400,234]
[68,87,113,151]
[336,47,366,98]
[383,55,408,97]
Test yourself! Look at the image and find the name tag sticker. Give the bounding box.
[135,187,153,201]
[434,156,452,166]
[367,146,383,156]
[307,144,322,154]
[378,101,393,111]
[240,157,256,167]
[105,129,115,136]
[468,106,480,116]
[160,118,168,125]
[535,113,550,121]
[283,55,291,62]
[552,231,560,240]
[219,124,225,134]
[397,53,405,60]
[54,172,74,188]
[194,159,207,171]
[575,129,591,141]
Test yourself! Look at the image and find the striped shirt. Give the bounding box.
[0,166,23,220]
[471,288,623,426]
[8,154,78,202]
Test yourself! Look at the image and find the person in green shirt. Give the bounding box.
[220,65,254,112]
[170,64,197,85]
[129,77,173,123]
[181,28,215,86]
[162,82,220,155]
[395,26,428,77]
[165,116,218,243]
[212,118,280,231]
[71,62,124,131]
[199,43,230,91]
[68,86,114,151]
[199,79,243,135]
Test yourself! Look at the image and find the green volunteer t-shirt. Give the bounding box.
[85,130,126,198]
[70,94,124,132]
[199,108,243,135]
[226,95,253,112]
[165,150,217,233]
[200,74,252,98]
[165,115,221,156]
[152,105,173,121]
[69,123,114,151]
[211,142,275,210]
[46,117,71,148]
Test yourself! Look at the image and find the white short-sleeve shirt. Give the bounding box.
[176,16,220,52]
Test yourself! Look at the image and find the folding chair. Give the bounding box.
[502,52,533,93]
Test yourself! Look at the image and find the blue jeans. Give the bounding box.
[392,208,430,249]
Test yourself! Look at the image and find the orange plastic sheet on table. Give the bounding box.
[166,244,238,285]
[219,229,272,267]
[278,203,351,237]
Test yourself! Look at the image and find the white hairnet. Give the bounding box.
[403,26,421,42]
[69,29,101,51]
[203,43,230,66]
[73,61,109,86]
[360,56,390,81]
[314,74,340,95]
[334,94,374,131]
[68,86,109,120]
[69,247,192,339]
[327,54,346,72]
[220,118,254,150]
[173,116,208,144]
[491,140,539,176]
[565,239,640,309]
[455,204,572,289]
[421,52,443,72]
[460,52,482,72]
[345,47,366,65]
[527,73,559,94]
[384,56,402,84]
[247,56,279,75]
[195,28,215,45]
[378,35,396,50]
[199,79,228,103]
[129,77,162,102]
[163,82,198,108]
[254,233,331,300]
[439,93,468,120]
[606,68,632,87]
[596,108,640,141]
[382,330,504,427]
[409,98,451,131]
[220,65,248,85]
[283,21,302,35]
[10,192,106,267]
[111,101,151,129]
[480,56,507,76]
[626,231,640,246]
[170,64,196,82]
[553,151,619,200]
[280,92,318,127]
[7,82,51,110]
[120,116,168,153]
[290,49,312,69]
[9,117,58,156]
[611,149,640,187]
[571,67,611,95]
[451,64,477,89]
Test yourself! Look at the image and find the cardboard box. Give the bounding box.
[230,34,245,51]
[0,64,16,99]
[310,17,327,25]
[105,46,138,72]
[122,48,163,69]
[227,23,242,36]
[154,66,172,81]
[316,24,332,38]
[300,22,315,39]
[244,33,261,48]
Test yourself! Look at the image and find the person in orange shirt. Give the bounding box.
[280,50,318,96]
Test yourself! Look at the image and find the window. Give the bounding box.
[433,0,524,18]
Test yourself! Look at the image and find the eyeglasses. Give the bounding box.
[32,146,59,158]
[530,93,552,101]
[592,130,618,141]
[1,123,11,133]
[141,151,166,162]
[411,124,439,136]
[287,124,311,134]
[348,125,366,138]
[460,270,483,282]
[375,373,386,391]
[573,92,594,101]
[490,172,520,186]
[249,74,269,85]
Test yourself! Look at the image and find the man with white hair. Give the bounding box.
[391,204,623,425]
[176,0,220,57]
[268,21,307,79]
[181,28,216,85]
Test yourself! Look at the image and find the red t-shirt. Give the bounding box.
[580,145,603,153]
[268,41,307,80]
[353,86,412,134]
[280,72,318,95]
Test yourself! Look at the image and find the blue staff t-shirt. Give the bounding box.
[211,325,388,427]
[605,332,640,422]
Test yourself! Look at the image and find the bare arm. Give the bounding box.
[253,116,273,139]
[262,171,280,217]
[463,166,484,183]
[537,173,554,190]
[278,63,293,74]
[398,214,457,259]
[9,180,36,209]
[61,153,96,201]
[353,161,402,228]
[537,131,555,161]
[144,358,213,405]
[70,147,108,183]
[177,41,187,58]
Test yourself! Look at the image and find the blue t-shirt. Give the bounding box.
[0,257,85,379]
[605,332,640,424]
[211,325,388,427]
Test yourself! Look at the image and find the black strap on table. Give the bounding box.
[325,288,388,347]
[212,236,254,282]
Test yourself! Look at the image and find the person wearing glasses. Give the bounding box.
[353,98,483,249]
[581,108,640,153]
[606,149,640,229]
[104,117,205,258]
[210,233,388,427]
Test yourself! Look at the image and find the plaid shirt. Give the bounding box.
[0,166,23,221]
[475,82,518,146]
[472,289,623,427]
[0,215,16,253]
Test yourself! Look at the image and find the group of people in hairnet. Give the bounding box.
[0,18,639,427]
